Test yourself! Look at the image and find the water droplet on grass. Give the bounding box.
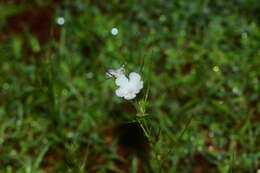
[213,66,220,72]
[159,15,166,22]
[86,72,94,79]
[111,28,118,35]
[57,17,65,25]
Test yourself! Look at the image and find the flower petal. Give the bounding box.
[115,75,128,86]
[107,65,125,78]
[115,88,125,97]
[129,72,141,82]
[135,81,143,91]
[124,93,136,100]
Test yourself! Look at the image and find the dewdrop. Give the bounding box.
[111,28,118,35]
[57,17,65,25]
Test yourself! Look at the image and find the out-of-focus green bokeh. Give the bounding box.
[0,0,259,172]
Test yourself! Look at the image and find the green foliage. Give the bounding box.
[0,0,259,172]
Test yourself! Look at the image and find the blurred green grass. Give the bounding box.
[0,0,259,172]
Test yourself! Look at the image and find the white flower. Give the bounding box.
[106,65,125,78]
[106,66,143,100]
[115,72,143,100]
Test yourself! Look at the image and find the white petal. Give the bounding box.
[130,80,143,94]
[115,88,125,97]
[129,72,141,82]
[106,72,113,78]
[115,75,128,86]
[116,66,125,75]
[124,93,136,100]
[136,81,143,90]
[107,65,125,78]
[133,88,140,94]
